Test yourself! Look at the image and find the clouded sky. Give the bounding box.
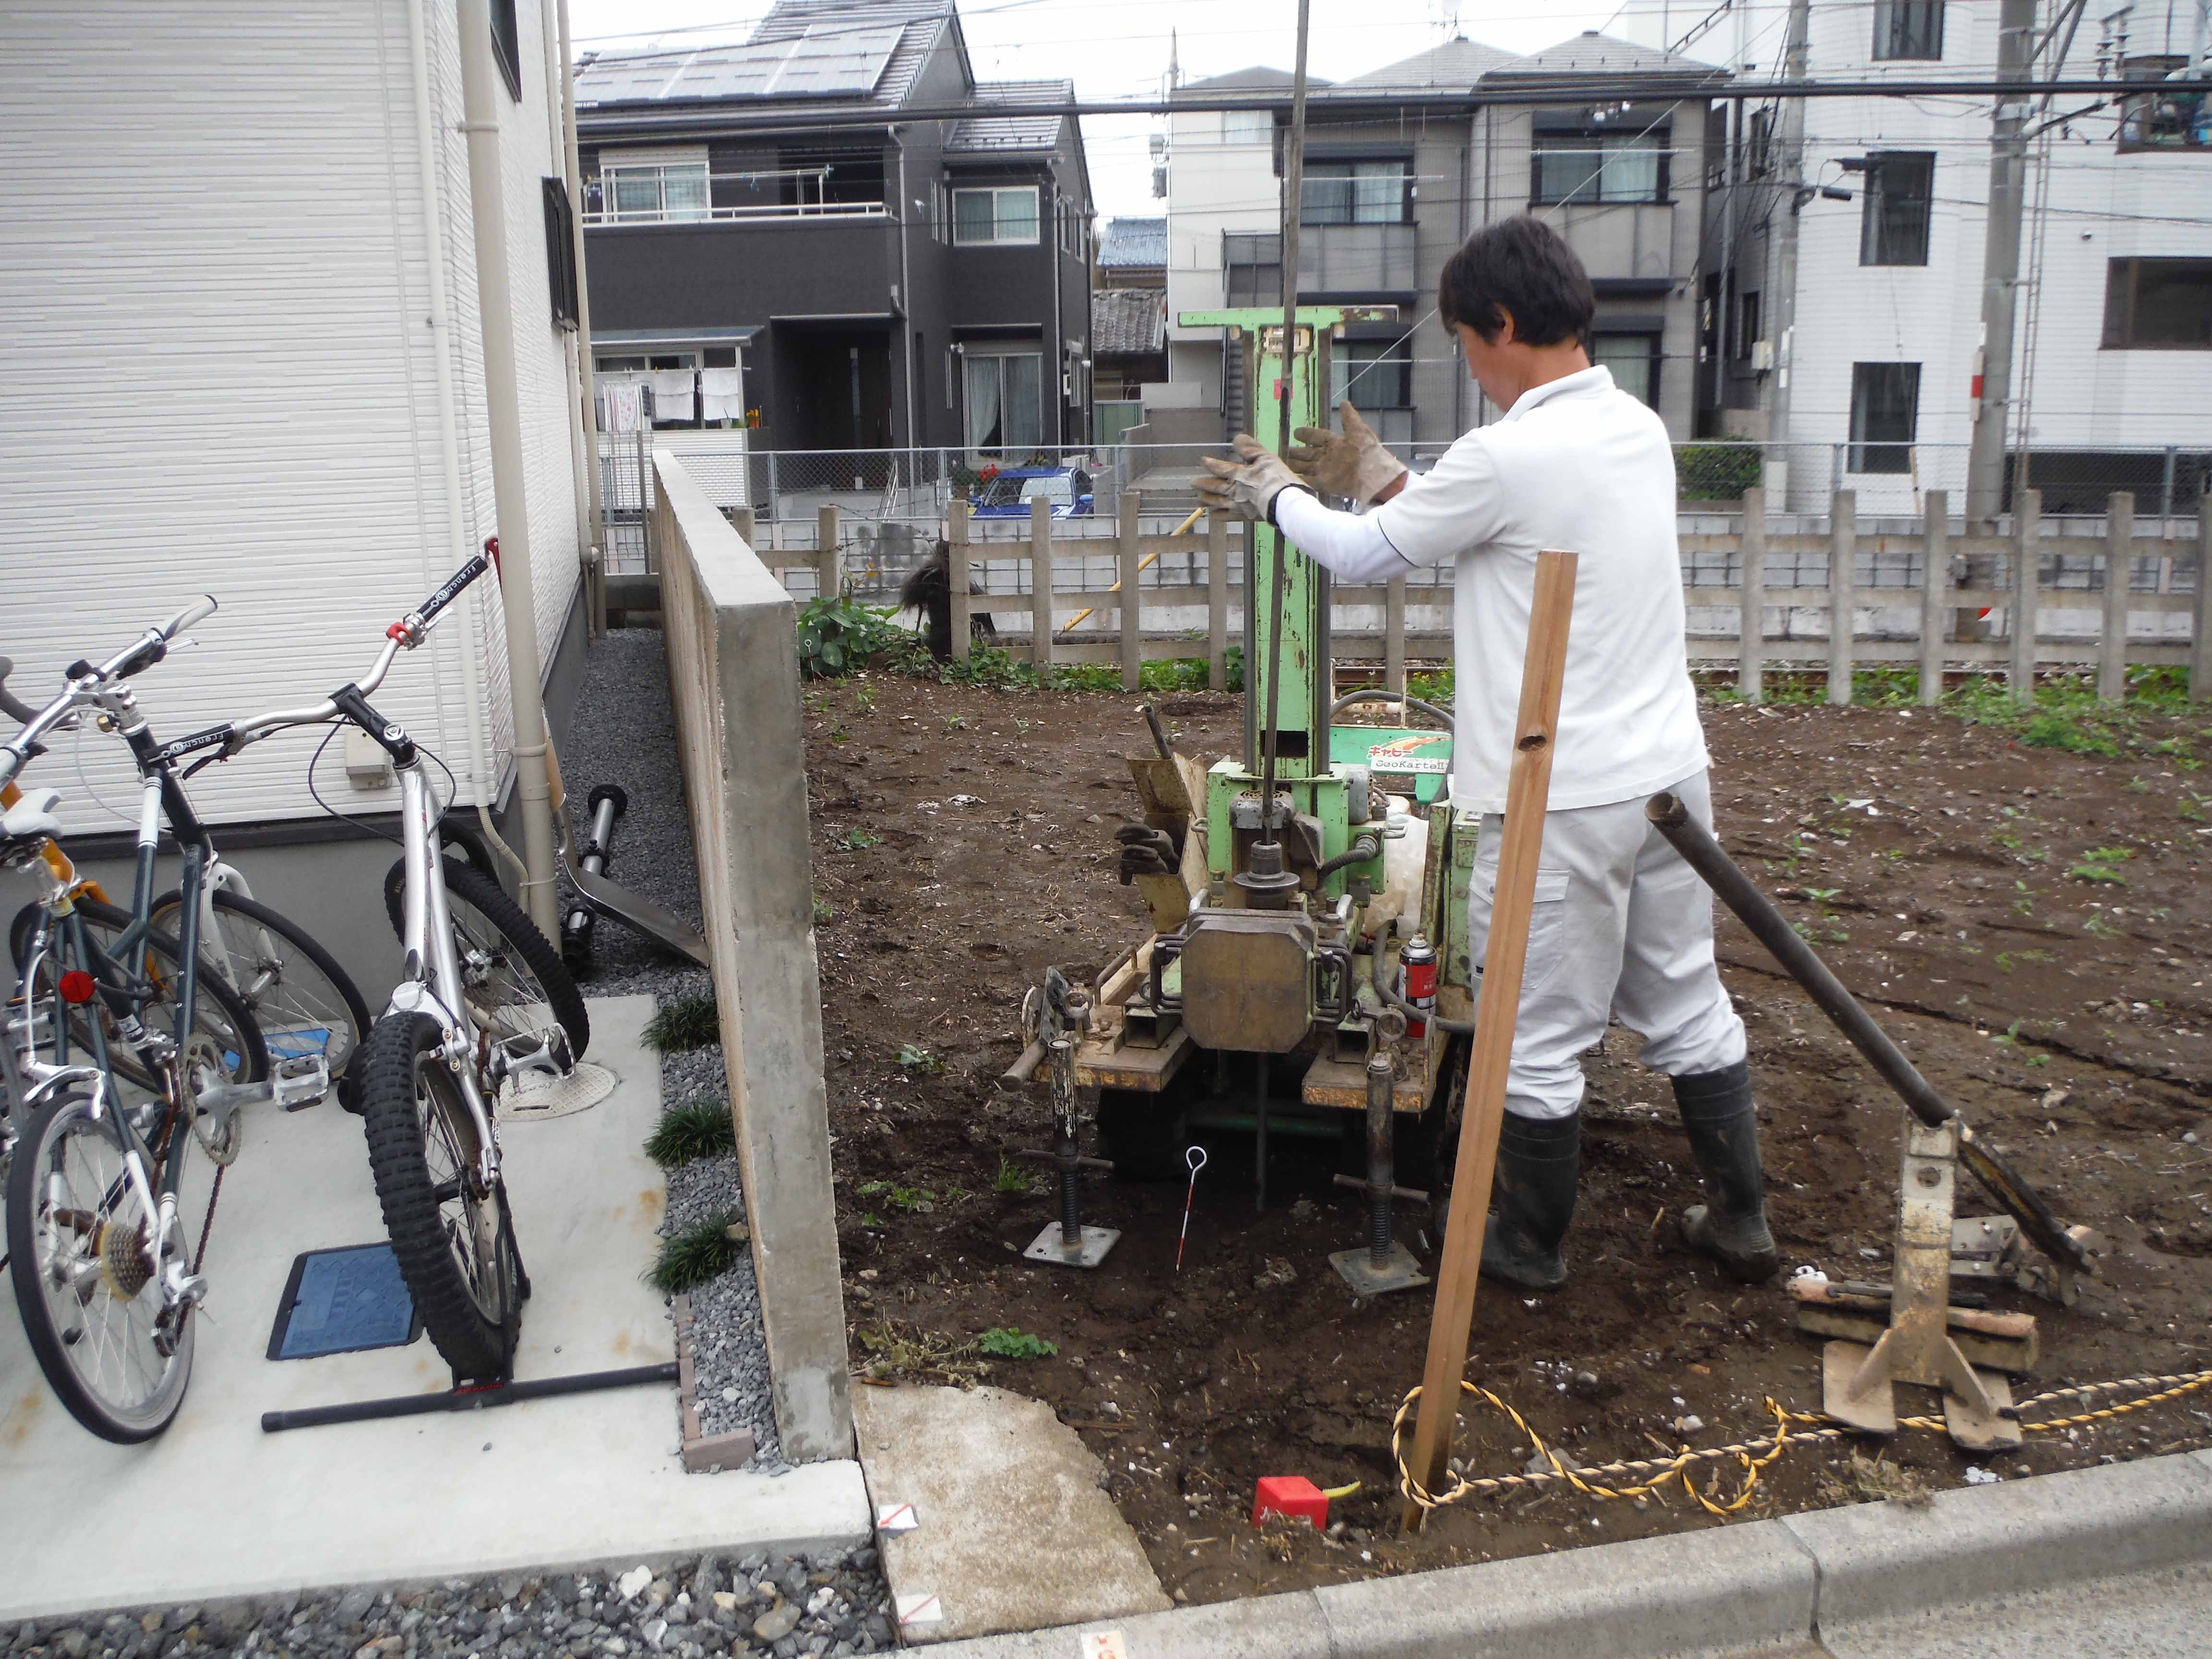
[566,0,1631,218]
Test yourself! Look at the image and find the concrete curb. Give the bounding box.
[922,1450,2212,1658]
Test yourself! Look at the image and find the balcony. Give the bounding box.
[583,166,888,227]
[2116,61,2210,153]
[1296,222,1418,295]
[1531,201,1676,285]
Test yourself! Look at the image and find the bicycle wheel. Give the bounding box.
[11,898,267,1092]
[149,890,369,1084]
[6,1085,195,1441]
[356,1010,513,1381]
[383,858,589,1059]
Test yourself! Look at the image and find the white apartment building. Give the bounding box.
[1162,68,1291,416]
[1624,0,2212,514]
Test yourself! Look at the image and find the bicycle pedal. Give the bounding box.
[271,1053,331,1112]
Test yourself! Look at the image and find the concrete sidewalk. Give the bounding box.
[923,1448,2212,1659]
[0,995,866,1623]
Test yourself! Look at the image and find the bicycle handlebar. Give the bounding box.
[0,594,220,788]
[0,660,36,726]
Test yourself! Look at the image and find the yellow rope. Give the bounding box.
[1392,1368,2212,1517]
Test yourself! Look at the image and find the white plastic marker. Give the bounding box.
[1175,1145,1208,1272]
[894,1592,943,1628]
[875,1501,918,1534]
[1081,1634,1130,1659]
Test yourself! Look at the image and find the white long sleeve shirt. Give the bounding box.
[1273,365,1708,814]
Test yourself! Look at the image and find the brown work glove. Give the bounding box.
[1285,400,1409,506]
[1191,434,1309,524]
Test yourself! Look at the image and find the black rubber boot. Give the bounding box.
[1672,1060,1780,1283]
[1478,1110,1580,1292]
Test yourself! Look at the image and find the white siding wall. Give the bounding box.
[1165,107,1282,407]
[0,0,582,835]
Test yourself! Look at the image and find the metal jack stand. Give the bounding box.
[1330,1053,1429,1295]
[1018,972,1118,1269]
[1820,1118,2025,1452]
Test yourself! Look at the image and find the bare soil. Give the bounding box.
[805,672,2212,1600]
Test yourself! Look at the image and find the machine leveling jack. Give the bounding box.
[1017,980,1119,1270]
[1329,1053,1429,1296]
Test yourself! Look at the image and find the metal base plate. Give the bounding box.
[1023,1223,1119,1269]
[1822,1339,1899,1434]
[1944,1369,2023,1452]
[1329,1243,1431,1297]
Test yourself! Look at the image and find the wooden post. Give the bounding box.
[1385,576,1408,699]
[1737,487,1765,702]
[1029,494,1055,673]
[1828,489,1856,706]
[1919,491,1948,705]
[1400,550,1578,1535]
[2194,507,2212,702]
[1207,511,1230,691]
[1118,492,1143,692]
[2011,488,2040,704]
[815,503,841,602]
[2100,491,2134,704]
[947,498,971,665]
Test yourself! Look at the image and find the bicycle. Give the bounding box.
[1,598,345,1441]
[198,555,589,1382]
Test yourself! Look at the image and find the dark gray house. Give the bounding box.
[574,0,1094,456]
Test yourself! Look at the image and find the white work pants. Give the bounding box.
[1464,769,1745,1122]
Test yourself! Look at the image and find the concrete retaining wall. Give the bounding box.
[653,447,853,1463]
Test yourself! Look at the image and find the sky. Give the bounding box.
[565,0,1633,219]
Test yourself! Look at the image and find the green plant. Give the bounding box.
[944,714,967,731]
[2068,846,2132,884]
[1407,667,1454,703]
[858,1211,883,1228]
[1137,657,1211,693]
[827,724,850,744]
[854,1320,986,1386]
[1674,444,1764,501]
[796,593,913,679]
[895,1042,944,1074]
[854,684,878,712]
[995,1155,1041,1195]
[813,891,835,924]
[976,1327,1059,1359]
[643,994,719,1053]
[846,827,883,851]
[1052,663,1121,692]
[644,1097,736,1166]
[647,1211,747,1294]
[1013,718,1033,735]
[857,1179,935,1213]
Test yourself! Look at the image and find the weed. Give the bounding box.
[2026,1053,2051,1067]
[644,1097,736,1166]
[1805,887,1841,904]
[1407,667,1455,704]
[1013,718,1033,735]
[828,724,850,745]
[1137,657,1211,693]
[647,1211,746,1294]
[2068,846,2132,885]
[859,1211,883,1228]
[813,891,835,924]
[1052,663,1120,692]
[1992,1019,2024,1046]
[944,714,967,731]
[846,827,883,851]
[942,1187,973,1205]
[895,1042,944,1073]
[1996,952,2014,973]
[797,594,914,678]
[643,994,719,1053]
[857,1179,935,1213]
[854,684,878,713]
[854,1321,986,1386]
[976,1327,1059,1359]
[995,1155,1041,1195]
[2085,914,2122,939]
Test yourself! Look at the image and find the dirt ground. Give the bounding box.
[802,669,2212,1600]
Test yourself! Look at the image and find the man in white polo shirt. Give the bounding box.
[1194,214,1777,1290]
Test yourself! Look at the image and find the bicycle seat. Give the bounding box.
[1,788,61,841]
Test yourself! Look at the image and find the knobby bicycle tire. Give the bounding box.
[381,856,589,1059]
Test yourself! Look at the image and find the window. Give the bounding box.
[542,178,577,329]
[963,351,1042,450]
[1872,1,1944,62]
[491,0,522,100]
[1224,231,1281,307]
[1859,151,1934,265]
[1746,108,1774,179]
[1849,362,1921,473]
[1731,289,1761,361]
[1533,132,1668,205]
[2103,258,2212,349]
[1592,334,1660,408]
[953,187,1040,246]
[600,156,709,224]
[1332,338,1410,411]
[1302,160,1410,226]
[1223,109,1272,145]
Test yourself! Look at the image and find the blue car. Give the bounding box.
[971,465,1095,519]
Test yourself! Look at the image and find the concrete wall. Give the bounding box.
[653,447,852,1464]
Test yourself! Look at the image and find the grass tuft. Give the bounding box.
[976,1326,1058,1359]
[648,1210,747,1294]
[644,1096,736,1166]
[642,994,719,1053]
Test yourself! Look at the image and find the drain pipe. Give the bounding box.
[459,0,561,936]
[407,0,527,887]
[553,0,607,628]
[540,0,594,627]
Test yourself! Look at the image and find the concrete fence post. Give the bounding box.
[2192,507,2212,701]
[1029,494,1054,672]
[1385,576,1408,698]
[1920,491,1948,705]
[1118,493,1142,692]
[1828,489,1856,706]
[1738,486,1765,702]
[650,448,852,1462]
[2100,492,2134,703]
[730,504,755,549]
[2012,488,2041,704]
[815,503,841,602]
[947,498,972,664]
[1207,511,1230,691]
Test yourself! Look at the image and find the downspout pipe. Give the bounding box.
[407,0,528,888]
[459,0,562,936]
[556,0,607,616]
[541,0,595,638]
[895,128,915,449]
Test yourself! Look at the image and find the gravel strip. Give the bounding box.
[558,626,780,1469]
[7,1552,894,1659]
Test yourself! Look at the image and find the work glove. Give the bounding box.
[1191,435,1310,524]
[1286,400,1409,506]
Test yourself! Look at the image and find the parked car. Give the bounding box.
[971,465,1094,519]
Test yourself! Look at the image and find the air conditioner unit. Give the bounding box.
[1750,339,1776,372]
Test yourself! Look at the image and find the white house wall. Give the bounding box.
[1165,108,1282,406]
[0,0,582,835]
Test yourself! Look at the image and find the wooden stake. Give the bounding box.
[1399,549,1578,1534]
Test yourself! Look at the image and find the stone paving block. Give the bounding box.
[1312,1519,1818,1659]
[1785,1451,2212,1630]
[918,1590,1334,1659]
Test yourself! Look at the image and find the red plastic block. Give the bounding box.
[1251,1475,1329,1529]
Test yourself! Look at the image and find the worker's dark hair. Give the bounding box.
[1438,216,1595,348]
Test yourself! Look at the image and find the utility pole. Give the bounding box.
[1965,0,2039,531]
[1761,0,1810,506]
